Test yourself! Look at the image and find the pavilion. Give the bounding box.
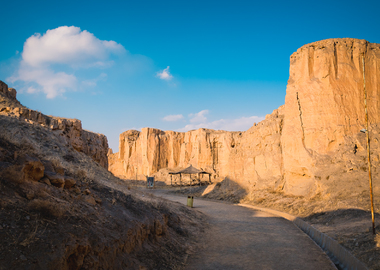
[169,165,211,187]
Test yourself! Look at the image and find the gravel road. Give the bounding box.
[148,190,337,270]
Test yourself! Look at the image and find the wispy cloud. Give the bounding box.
[163,114,184,122]
[156,66,173,80]
[8,26,125,99]
[178,110,264,132]
[189,110,209,123]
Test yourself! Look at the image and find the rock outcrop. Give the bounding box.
[0,82,109,169]
[281,38,380,195]
[109,106,284,190]
[109,38,380,198]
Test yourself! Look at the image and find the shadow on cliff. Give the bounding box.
[172,177,247,203]
[303,208,380,269]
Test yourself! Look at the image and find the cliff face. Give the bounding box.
[282,38,380,195]
[109,38,380,197]
[109,106,284,190]
[0,81,109,169]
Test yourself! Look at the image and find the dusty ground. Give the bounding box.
[167,182,380,270]
[147,189,337,270]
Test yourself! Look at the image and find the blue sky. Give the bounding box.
[1,0,379,151]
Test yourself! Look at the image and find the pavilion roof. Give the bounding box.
[169,165,211,175]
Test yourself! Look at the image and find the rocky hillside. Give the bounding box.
[0,81,109,169]
[0,82,205,269]
[109,38,380,207]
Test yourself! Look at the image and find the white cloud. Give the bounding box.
[9,26,125,98]
[163,114,184,122]
[156,66,173,80]
[22,26,125,68]
[178,115,264,132]
[189,110,209,123]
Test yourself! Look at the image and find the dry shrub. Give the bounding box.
[77,169,87,180]
[28,199,65,218]
[376,234,380,248]
[151,198,169,210]
[1,165,25,184]
[35,185,51,198]
[0,199,7,209]
[255,197,265,204]
[20,182,51,199]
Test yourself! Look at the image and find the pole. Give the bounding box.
[362,54,376,235]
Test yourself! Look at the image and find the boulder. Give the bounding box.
[44,171,65,188]
[64,177,76,189]
[21,155,45,182]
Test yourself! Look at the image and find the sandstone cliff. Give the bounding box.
[282,38,380,195]
[109,106,284,191]
[109,38,380,201]
[0,81,109,168]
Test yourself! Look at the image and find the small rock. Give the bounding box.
[84,189,91,195]
[44,171,65,188]
[355,242,359,247]
[84,195,96,205]
[41,177,51,186]
[20,255,27,261]
[369,257,373,261]
[55,166,65,175]
[95,198,102,204]
[26,216,30,220]
[26,192,35,200]
[64,177,76,189]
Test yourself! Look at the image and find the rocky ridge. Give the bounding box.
[0,82,205,269]
[0,81,109,169]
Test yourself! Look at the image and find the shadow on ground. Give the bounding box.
[170,177,247,203]
[303,208,380,269]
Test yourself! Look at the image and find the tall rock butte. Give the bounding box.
[109,38,380,197]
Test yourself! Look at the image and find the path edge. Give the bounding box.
[238,203,368,270]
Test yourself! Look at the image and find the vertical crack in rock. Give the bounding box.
[296,92,311,156]
[333,41,338,79]
[212,138,218,170]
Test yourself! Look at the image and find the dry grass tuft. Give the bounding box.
[28,199,65,218]
[1,165,25,184]
[375,233,380,248]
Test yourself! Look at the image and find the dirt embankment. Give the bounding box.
[0,87,206,269]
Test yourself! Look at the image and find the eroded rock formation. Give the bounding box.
[0,81,109,168]
[109,38,380,198]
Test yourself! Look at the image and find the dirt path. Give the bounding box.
[148,190,337,270]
